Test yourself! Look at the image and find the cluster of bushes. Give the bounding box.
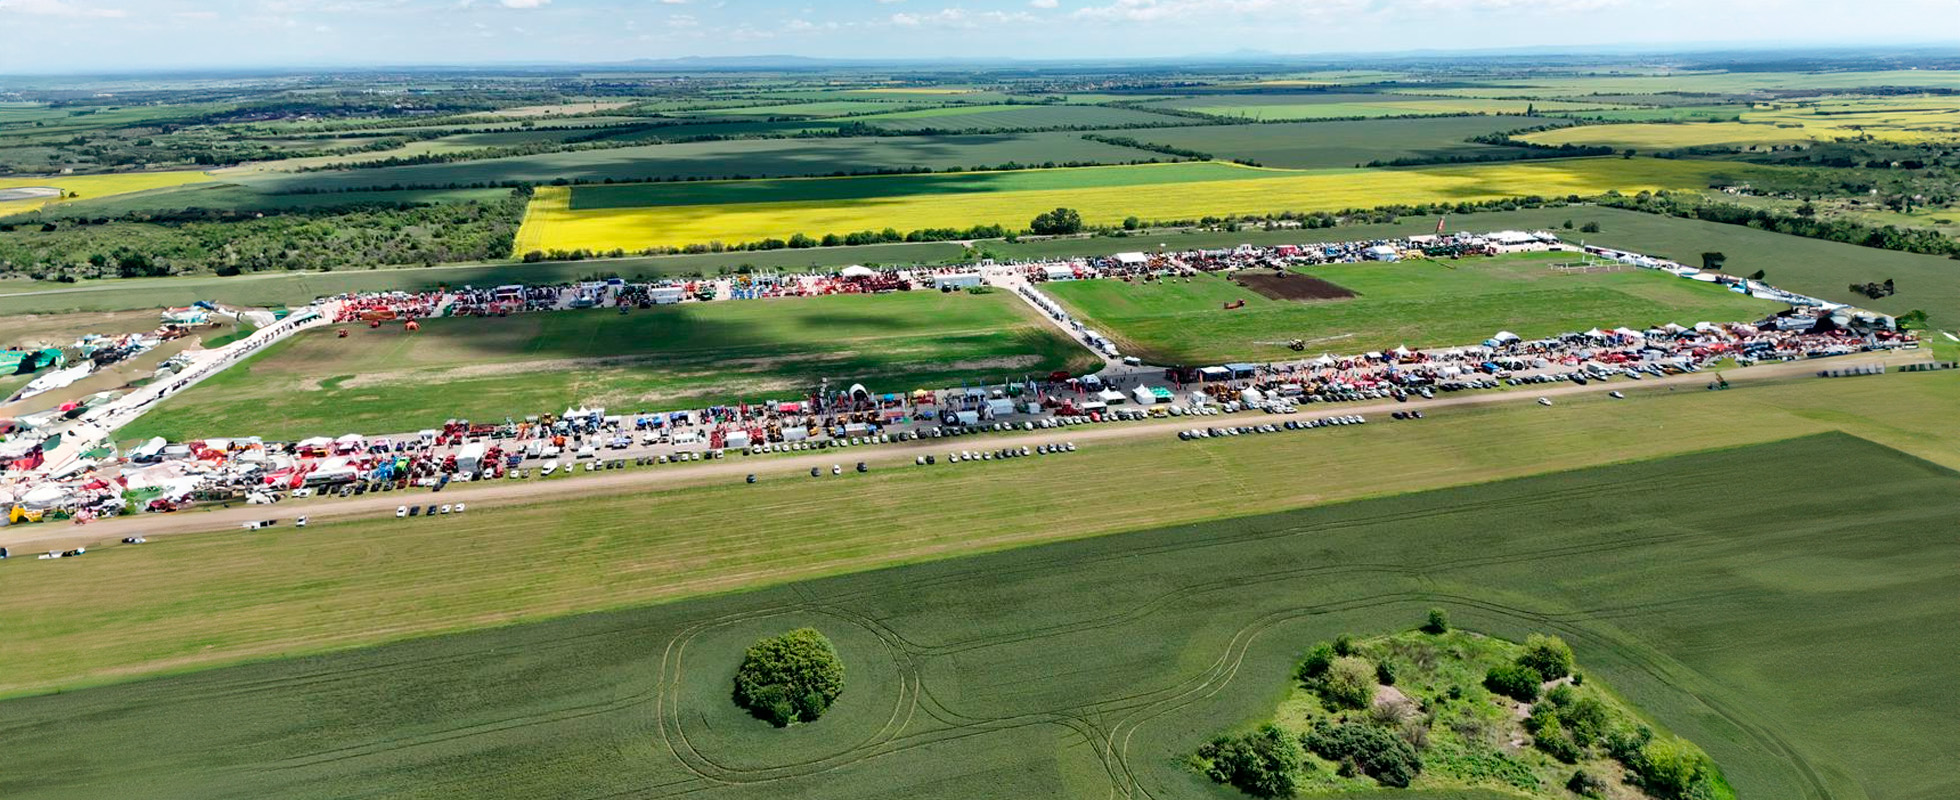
[1483,633,1574,702]
[1196,725,1302,798]
[1302,721,1424,788]
[731,628,845,727]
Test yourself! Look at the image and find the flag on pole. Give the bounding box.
[1436,216,1447,234]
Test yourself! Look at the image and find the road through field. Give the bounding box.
[2,352,1920,553]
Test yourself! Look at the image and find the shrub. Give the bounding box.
[1484,663,1540,702]
[1320,656,1377,710]
[1518,634,1574,682]
[1532,714,1582,764]
[1629,737,1718,800]
[1567,769,1609,798]
[732,628,845,727]
[1303,722,1423,788]
[1581,221,1602,233]
[1557,696,1611,746]
[1423,608,1449,634]
[1296,643,1337,683]
[1333,634,1355,656]
[1374,659,1397,686]
[1197,725,1302,798]
[1605,724,1655,762]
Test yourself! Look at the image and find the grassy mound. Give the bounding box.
[1199,621,1731,799]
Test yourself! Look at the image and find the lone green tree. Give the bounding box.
[733,628,845,727]
[1029,207,1084,236]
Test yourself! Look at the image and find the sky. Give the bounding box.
[1,0,1957,73]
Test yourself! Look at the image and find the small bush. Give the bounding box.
[1320,656,1377,710]
[1629,737,1719,800]
[1567,769,1609,798]
[1532,714,1583,764]
[1518,634,1574,682]
[1303,721,1423,788]
[1423,608,1449,634]
[1333,634,1355,656]
[1197,725,1303,798]
[1484,663,1541,702]
[1295,643,1336,683]
[1375,659,1397,686]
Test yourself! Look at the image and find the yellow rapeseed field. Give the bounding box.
[513,158,1765,253]
[1523,98,1960,149]
[0,169,216,216]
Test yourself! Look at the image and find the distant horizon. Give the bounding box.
[6,42,1960,81]
[3,0,1959,76]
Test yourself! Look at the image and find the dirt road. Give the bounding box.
[0,353,1917,553]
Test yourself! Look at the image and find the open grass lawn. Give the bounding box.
[1044,251,1783,362]
[117,290,1098,442]
[234,131,1157,192]
[3,409,1958,798]
[516,158,1772,252]
[1120,115,1572,169]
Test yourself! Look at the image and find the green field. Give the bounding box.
[1045,251,1782,363]
[234,131,1164,192]
[118,290,1098,441]
[1119,116,1572,168]
[846,103,1192,131]
[4,428,1958,799]
[565,160,1267,210]
[1139,93,1624,120]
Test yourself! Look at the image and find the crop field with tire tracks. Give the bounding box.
[3,432,1956,800]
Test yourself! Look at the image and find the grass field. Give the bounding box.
[1119,116,1572,168]
[0,170,217,216]
[1044,251,1782,362]
[10,369,1959,695]
[3,422,1958,799]
[1520,121,1819,150]
[514,158,1770,252]
[1405,70,1960,98]
[117,290,1098,441]
[845,103,1190,131]
[235,132,1159,192]
[1139,93,1625,120]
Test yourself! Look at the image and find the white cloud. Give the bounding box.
[1030,0,1058,7]
[500,0,548,7]
[0,0,126,18]
[659,0,688,4]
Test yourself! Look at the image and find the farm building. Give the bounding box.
[1363,245,1401,261]
[1042,264,1076,281]
[1114,252,1149,268]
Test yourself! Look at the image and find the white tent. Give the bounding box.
[296,436,334,450]
[1313,354,1338,367]
[1130,386,1156,406]
[1240,387,1266,405]
[839,265,876,278]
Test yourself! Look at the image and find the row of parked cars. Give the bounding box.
[395,503,466,518]
[1178,415,1369,440]
[915,442,1077,465]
